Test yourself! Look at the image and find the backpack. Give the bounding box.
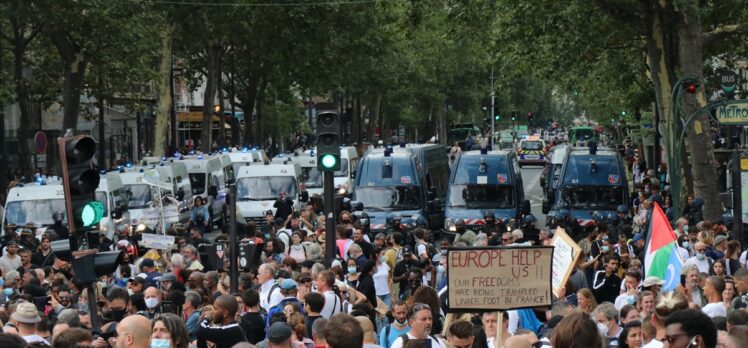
[259,283,281,316]
[417,242,438,261]
[265,297,303,331]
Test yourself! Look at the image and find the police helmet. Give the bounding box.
[53,211,65,223]
[616,205,627,214]
[522,214,537,225]
[484,210,496,219]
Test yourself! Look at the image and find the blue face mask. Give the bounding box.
[264,233,271,240]
[347,267,357,274]
[150,338,171,348]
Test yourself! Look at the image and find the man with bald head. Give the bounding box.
[115,314,152,348]
[685,241,712,274]
[196,294,248,348]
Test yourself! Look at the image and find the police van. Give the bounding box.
[444,149,528,232]
[272,151,322,197]
[119,161,194,231]
[517,138,546,167]
[2,174,130,238]
[353,143,448,233]
[235,163,305,227]
[548,146,629,228]
[228,148,270,174]
[179,155,228,228]
[336,146,359,195]
[155,161,194,225]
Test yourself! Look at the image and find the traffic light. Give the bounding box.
[684,82,699,94]
[494,105,501,121]
[527,112,534,123]
[58,135,102,233]
[621,110,627,117]
[511,111,517,121]
[316,111,341,171]
[72,249,124,284]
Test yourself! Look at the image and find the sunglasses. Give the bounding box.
[298,279,311,284]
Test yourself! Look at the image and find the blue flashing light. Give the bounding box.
[99,169,107,175]
[310,150,315,156]
[279,154,284,158]
[242,147,248,153]
[126,162,133,168]
[222,147,228,152]
[161,157,167,162]
[139,168,145,173]
[189,150,195,155]
[173,152,180,158]
[35,176,44,185]
[197,155,203,160]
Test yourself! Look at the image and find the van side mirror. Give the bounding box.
[351,170,356,179]
[177,188,185,201]
[299,191,309,203]
[208,186,218,197]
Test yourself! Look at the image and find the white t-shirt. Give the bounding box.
[373,263,391,296]
[642,339,664,348]
[320,290,342,318]
[259,280,283,312]
[702,302,727,318]
[390,333,447,348]
[685,256,710,274]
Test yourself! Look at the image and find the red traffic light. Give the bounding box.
[685,83,699,94]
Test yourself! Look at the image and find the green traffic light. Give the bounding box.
[621,111,627,116]
[80,200,105,227]
[495,115,501,120]
[320,154,338,169]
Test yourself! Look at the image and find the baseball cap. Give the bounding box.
[402,246,413,255]
[268,322,293,344]
[280,279,298,291]
[141,258,155,268]
[714,235,728,245]
[642,276,664,288]
[265,210,274,216]
[632,234,644,243]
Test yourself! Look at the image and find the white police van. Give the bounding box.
[272,151,321,197]
[2,173,130,239]
[235,163,305,228]
[179,154,228,228]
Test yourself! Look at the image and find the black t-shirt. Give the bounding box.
[394,260,417,291]
[357,274,377,308]
[240,312,265,344]
[306,315,322,339]
[356,240,375,259]
[274,198,294,221]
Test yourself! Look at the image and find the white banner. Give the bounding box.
[140,233,176,250]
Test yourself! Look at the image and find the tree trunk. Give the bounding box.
[677,12,722,221]
[12,31,33,179]
[255,79,268,145]
[366,94,381,142]
[201,44,222,153]
[153,30,172,157]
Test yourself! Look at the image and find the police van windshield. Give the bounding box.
[521,141,543,150]
[560,186,624,210]
[189,173,206,195]
[5,199,67,225]
[449,185,515,209]
[304,168,323,189]
[354,186,421,211]
[236,176,297,201]
[126,184,152,209]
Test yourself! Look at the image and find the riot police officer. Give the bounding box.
[521,214,541,245]
[482,211,497,235]
[48,211,69,239]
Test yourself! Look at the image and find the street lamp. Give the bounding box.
[669,75,700,221]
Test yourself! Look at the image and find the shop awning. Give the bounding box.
[178,111,220,123]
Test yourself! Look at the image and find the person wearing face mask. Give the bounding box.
[684,241,712,274]
[380,301,410,348]
[196,294,248,348]
[104,287,130,323]
[143,286,163,319]
[151,313,190,348]
[372,248,392,308]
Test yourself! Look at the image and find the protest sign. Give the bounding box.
[447,246,553,311]
[550,227,582,298]
[140,233,176,250]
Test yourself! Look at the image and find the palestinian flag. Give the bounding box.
[644,202,683,291]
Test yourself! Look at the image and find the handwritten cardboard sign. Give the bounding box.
[140,233,176,250]
[550,227,582,298]
[447,246,553,311]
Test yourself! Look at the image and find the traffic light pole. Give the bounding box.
[228,183,239,293]
[324,170,336,266]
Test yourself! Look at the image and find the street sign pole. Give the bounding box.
[324,171,336,266]
[228,183,238,293]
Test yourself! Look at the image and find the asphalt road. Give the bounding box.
[521,165,547,227]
